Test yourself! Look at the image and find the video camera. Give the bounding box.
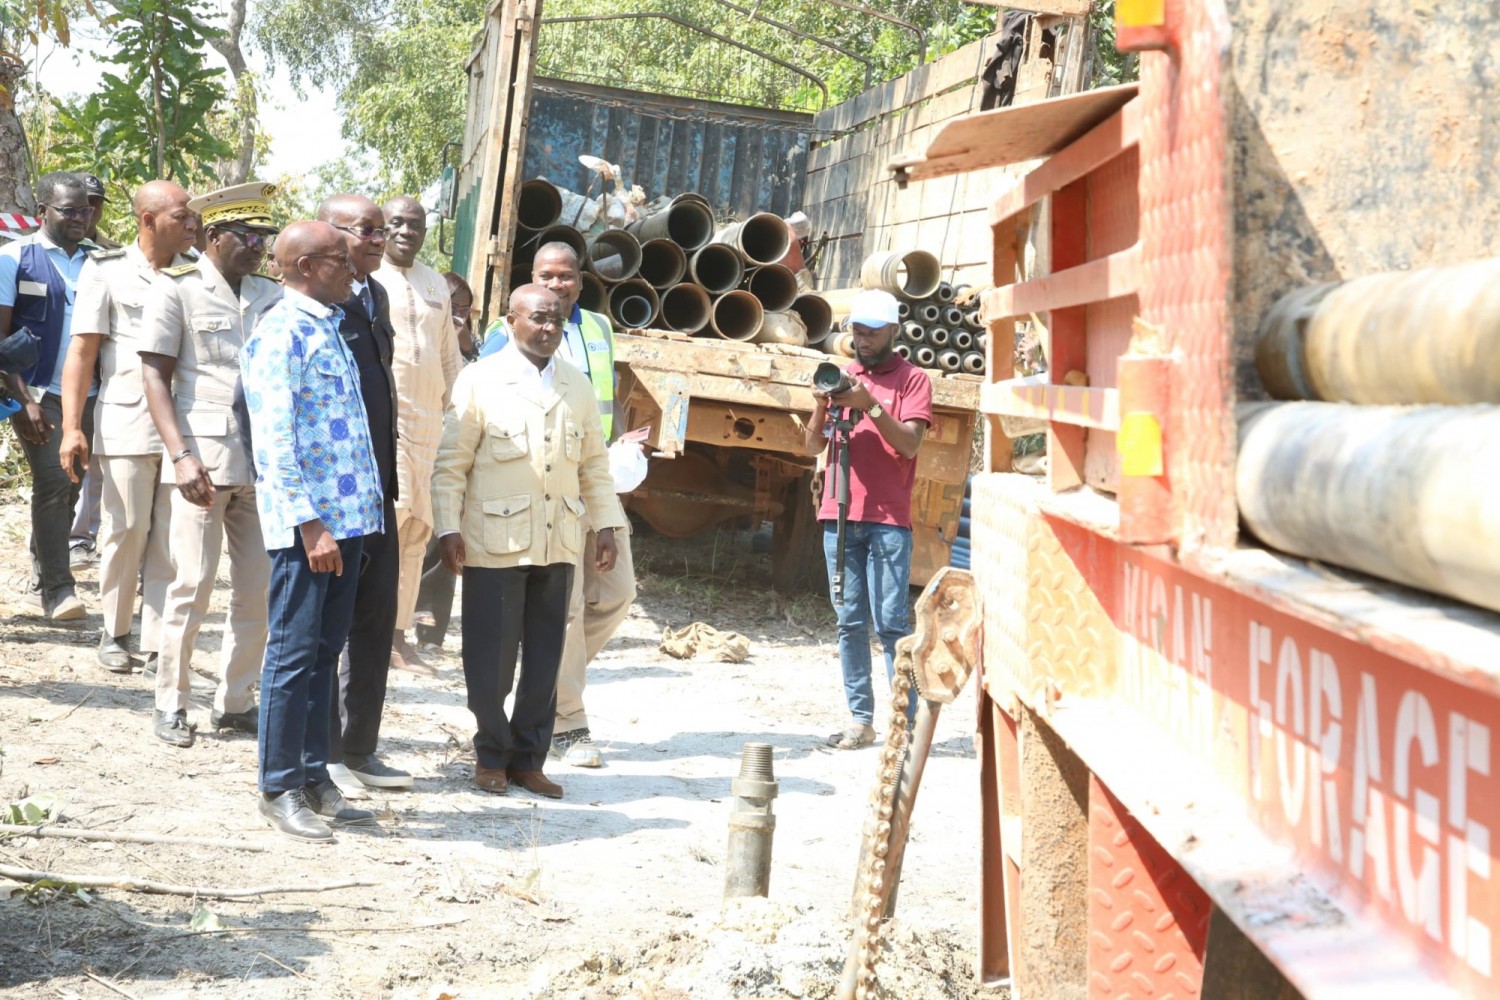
[812,360,854,397]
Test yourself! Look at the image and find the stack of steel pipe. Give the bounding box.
[1240,258,1500,613]
[820,264,987,375]
[506,179,831,342]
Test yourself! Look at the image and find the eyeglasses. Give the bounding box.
[333,224,389,242]
[299,253,352,267]
[219,227,270,250]
[452,305,473,320]
[42,205,93,220]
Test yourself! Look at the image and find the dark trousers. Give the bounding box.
[20,392,94,604]
[334,495,398,759]
[414,536,457,646]
[258,532,365,794]
[462,562,574,771]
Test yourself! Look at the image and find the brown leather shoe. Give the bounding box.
[507,769,563,799]
[474,766,509,794]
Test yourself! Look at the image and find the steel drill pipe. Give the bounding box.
[897,300,911,320]
[1238,401,1500,613]
[607,279,660,329]
[516,178,563,231]
[521,224,587,263]
[742,263,798,312]
[942,305,964,328]
[964,308,983,329]
[860,249,941,300]
[790,294,834,345]
[895,343,912,360]
[753,309,808,347]
[936,349,961,372]
[708,289,763,341]
[961,351,985,374]
[826,330,856,358]
[1256,258,1500,404]
[659,282,712,334]
[578,272,607,314]
[586,230,643,282]
[914,345,936,367]
[952,283,973,305]
[715,213,792,266]
[915,302,941,325]
[934,281,955,303]
[638,238,688,289]
[952,329,974,351]
[902,322,926,344]
[927,326,950,347]
[627,196,716,251]
[724,743,778,899]
[689,243,746,294]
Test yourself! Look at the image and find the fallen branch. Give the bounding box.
[0,824,268,853]
[0,864,373,899]
[150,917,468,942]
[81,967,139,1000]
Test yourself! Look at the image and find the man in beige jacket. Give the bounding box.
[434,284,626,800]
[370,195,461,673]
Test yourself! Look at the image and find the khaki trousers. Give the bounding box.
[393,507,432,632]
[554,525,636,734]
[97,454,173,650]
[154,485,269,715]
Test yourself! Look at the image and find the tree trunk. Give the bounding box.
[0,61,36,214]
[207,0,256,184]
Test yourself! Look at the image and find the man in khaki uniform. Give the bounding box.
[139,183,282,747]
[370,195,461,673]
[434,284,626,800]
[58,180,198,673]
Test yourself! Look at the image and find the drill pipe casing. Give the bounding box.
[1237,401,1500,614]
[1255,258,1500,404]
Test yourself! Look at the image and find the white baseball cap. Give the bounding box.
[848,289,900,328]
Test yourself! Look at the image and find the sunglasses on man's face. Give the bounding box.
[219,227,271,251]
[43,204,93,220]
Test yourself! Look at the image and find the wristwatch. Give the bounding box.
[867,401,885,419]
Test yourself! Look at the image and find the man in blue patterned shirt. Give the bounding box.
[240,221,385,841]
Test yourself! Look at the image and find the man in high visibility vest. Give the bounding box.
[478,241,645,769]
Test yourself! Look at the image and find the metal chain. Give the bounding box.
[531,81,848,138]
[850,664,915,999]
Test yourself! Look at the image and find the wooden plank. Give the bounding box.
[980,245,1141,320]
[980,380,1120,432]
[814,33,996,134]
[891,83,1140,184]
[990,101,1141,225]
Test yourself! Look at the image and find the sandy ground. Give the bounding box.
[0,493,991,999]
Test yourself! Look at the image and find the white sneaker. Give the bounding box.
[552,728,602,768]
[327,762,370,800]
[50,594,88,621]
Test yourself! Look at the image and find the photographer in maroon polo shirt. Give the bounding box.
[803,290,932,750]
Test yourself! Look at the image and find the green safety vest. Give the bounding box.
[481,307,616,439]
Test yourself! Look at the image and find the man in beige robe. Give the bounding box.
[370,196,461,672]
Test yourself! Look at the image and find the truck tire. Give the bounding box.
[772,473,826,594]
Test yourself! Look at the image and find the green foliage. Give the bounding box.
[1089,0,1139,87]
[45,0,230,188]
[4,792,60,825]
[253,0,480,197]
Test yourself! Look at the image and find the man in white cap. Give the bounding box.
[802,288,932,750]
[138,181,282,747]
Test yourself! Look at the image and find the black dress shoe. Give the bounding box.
[258,788,333,842]
[153,709,195,747]
[211,708,258,734]
[97,633,132,673]
[305,780,376,826]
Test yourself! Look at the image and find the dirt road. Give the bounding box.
[0,500,985,999]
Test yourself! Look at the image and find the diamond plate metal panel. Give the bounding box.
[1027,515,1117,704]
[972,472,1037,705]
[1137,1,1237,552]
[1088,775,1212,999]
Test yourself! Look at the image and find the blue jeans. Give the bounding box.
[822,521,913,726]
[258,531,365,794]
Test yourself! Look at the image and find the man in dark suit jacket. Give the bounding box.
[316,194,410,792]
